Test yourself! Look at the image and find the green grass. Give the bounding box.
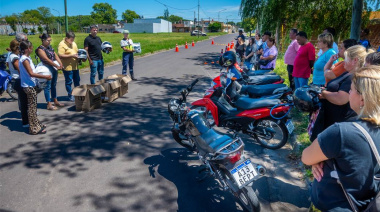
[0,32,226,70]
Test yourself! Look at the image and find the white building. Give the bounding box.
[124,19,172,33]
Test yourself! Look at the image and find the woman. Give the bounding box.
[36,33,64,110]
[254,33,263,70]
[6,40,28,127]
[302,66,380,211]
[259,37,278,70]
[58,31,80,102]
[324,39,358,84]
[234,37,246,66]
[313,45,371,141]
[313,33,337,86]
[19,41,52,135]
[243,37,255,71]
[365,52,380,66]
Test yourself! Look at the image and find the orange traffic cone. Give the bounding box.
[231,41,234,48]
[185,42,188,49]
[175,44,179,52]
[212,39,214,45]
[204,61,208,65]
[227,44,230,51]
[192,40,195,47]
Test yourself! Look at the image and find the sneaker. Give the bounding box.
[69,96,75,102]
[22,124,29,128]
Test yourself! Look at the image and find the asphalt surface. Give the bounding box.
[0,33,310,212]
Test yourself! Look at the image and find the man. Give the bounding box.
[255,31,271,69]
[120,30,136,80]
[15,32,28,42]
[84,25,104,84]
[359,28,371,49]
[317,27,338,57]
[284,28,300,90]
[292,31,315,89]
[237,29,245,42]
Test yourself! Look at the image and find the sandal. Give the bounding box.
[47,105,58,110]
[32,128,47,135]
[54,102,65,107]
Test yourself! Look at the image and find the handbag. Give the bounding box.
[333,122,380,212]
[258,59,270,66]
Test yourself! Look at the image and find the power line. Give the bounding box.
[154,0,197,11]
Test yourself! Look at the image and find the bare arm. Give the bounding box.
[22,60,51,80]
[301,138,328,166]
[320,90,349,105]
[84,47,92,65]
[324,54,338,72]
[53,52,63,69]
[11,59,20,74]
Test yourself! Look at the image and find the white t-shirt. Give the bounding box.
[317,42,338,57]
[19,55,37,87]
[6,53,20,78]
[120,38,133,48]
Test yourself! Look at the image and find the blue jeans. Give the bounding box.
[44,65,58,102]
[294,77,309,89]
[122,52,134,75]
[90,60,104,84]
[244,61,253,71]
[63,70,80,97]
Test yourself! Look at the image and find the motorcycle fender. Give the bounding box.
[236,106,290,120]
[192,98,219,126]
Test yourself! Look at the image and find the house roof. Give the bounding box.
[370,11,380,20]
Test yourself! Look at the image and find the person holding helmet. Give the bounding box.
[19,40,51,135]
[84,25,108,84]
[58,31,81,102]
[35,33,64,110]
[120,30,136,80]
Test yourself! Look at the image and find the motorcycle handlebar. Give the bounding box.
[187,78,199,91]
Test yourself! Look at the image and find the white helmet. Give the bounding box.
[133,43,141,53]
[78,49,87,59]
[35,65,51,90]
[101,41,112,54]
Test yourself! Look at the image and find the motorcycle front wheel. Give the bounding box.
[222,170,260,212]
[251,118,288,150]
[6,83,18,100]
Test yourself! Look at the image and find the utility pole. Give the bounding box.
[198,0,200,38]
[350,0,363,40]
[64,0,68,33]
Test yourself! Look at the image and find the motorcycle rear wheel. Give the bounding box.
[222,170,260,212]
[6,83,18,100]
[251,118,288,150]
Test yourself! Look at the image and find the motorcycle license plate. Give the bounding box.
[286,120,294,134]
[230,159,257,188]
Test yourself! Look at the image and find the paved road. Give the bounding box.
[0,33,310,212]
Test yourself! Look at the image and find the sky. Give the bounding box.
[0,0,242,22]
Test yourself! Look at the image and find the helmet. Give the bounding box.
[101,41,112,54]
[219,51,237,67]
[133,42,141,53]
[293,85,321,112]
[35,65,51,90]
[78,49,87,60]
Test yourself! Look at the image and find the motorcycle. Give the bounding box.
[192,73,294,150]
[0,53,18,100]
[168,79,266,212]
[228,63,284,86]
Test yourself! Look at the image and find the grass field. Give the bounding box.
[0,32,226,69]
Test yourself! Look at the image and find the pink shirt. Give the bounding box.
[292,42,316,79]
[284,39,300,65]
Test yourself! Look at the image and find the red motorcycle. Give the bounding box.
[192,75,294,150]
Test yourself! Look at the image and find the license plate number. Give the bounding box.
[286,120,294,134]
[230,159,257,188]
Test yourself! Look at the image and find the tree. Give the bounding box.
[168,15,183,23]
[31,28,36,33]
[242,18,256,36]
[38,25,44,34]
[5,15,18,32]
[122,10,140,23]
[226,21,235,26]
[37,7,53,33]
[22,28,28,33]
[91,3,117,24]
[208,22,222,32]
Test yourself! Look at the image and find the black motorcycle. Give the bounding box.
[168,79,266,212]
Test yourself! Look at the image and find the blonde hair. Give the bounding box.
[344,45,374,71]
[318,33,334,48]
[352,65,380,125]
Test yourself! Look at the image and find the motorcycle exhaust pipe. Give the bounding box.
[257,165,266,175]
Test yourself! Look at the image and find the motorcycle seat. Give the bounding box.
[235,97,281,110]
[246,70,276,76]
[247,75,282,85]
[240,84,288,97]
[198,129,233,154]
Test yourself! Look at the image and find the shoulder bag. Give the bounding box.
[333,122,380,212]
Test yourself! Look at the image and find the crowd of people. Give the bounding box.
[5,26,137,135]
[235,27,380,211]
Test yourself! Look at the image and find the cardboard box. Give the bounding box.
[106,74,132,97]
[72,84,105,112]
[96,78,121,102]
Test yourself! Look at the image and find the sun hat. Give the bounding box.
[123,30,130,34]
